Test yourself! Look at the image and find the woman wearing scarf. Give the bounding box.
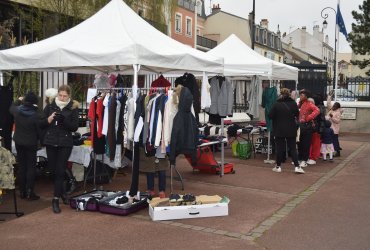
[40,85,79,213]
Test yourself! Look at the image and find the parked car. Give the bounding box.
[328,88,358,102]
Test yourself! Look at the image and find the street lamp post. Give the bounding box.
[321,6,338,101]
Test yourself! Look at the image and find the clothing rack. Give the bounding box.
[90,86,182,195]
[0,140,24,220]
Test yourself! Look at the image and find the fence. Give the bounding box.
[346,77,370,101]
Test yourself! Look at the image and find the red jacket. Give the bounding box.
[299,100,320,123]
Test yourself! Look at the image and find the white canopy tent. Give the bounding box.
[0,0,223,75]
[206,34,298,81]
[207,34,299,164]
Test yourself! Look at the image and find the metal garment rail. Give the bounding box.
[88,87,183,194]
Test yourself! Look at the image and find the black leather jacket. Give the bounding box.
[40,100,79,147]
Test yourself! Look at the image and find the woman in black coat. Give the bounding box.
[268,88,304,174]
[9,92,41,200]
[40,85,79,213]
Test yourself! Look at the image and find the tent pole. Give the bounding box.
[264,79,275,164]
[220,118,225,177]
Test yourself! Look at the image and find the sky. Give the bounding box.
[204,0,364,53]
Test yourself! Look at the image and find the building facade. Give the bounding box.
[253,19,284,62]
[282,25,334,77]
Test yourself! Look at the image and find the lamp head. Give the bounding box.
[323,19,328,29]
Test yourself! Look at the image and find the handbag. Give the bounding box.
[299,121,314,131]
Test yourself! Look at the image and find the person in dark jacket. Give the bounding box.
[268,88,304,174]
[169,86,198,166]
[40,85,79,213]
[320,120,335,161]
[9,92,41,200]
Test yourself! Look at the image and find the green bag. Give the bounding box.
[237,140,253,159]
[231,140,239,157]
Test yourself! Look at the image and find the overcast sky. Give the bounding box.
[204,0,363,53]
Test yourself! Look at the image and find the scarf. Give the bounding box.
[55,97,70,110]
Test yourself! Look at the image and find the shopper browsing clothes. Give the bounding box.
[326,101,343,157]
[297,89,320,168]
[268,88,304,174]
[44,88,78,194]
[9,92,41,200]
[40,85,79,213]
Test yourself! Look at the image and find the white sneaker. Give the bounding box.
[295,167,305,174]
[299,161,308,168]
[272,166,282,173]
[307,159,316,165]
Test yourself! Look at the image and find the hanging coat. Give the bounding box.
[262,86,278,132]
[169,87,198,165]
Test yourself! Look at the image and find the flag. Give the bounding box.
[336,4,348,40]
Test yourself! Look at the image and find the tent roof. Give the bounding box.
[207,34,298,81]
[0,0,223,74]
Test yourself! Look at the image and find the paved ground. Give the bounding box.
[1,133,370,250]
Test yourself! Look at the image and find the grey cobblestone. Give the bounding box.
[202,227,217,233]
[191,226,205,231]
[213,230,228,235]
[226,232,243,238]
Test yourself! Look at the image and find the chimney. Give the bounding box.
[325,34,329,44]
[313,25,324,42]
[260,19,269,29]
[212,3,221,14]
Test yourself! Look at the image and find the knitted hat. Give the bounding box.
[45,88,58,99]
[24,91,38,105]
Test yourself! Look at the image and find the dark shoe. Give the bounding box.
[61,194,69,205]
[20,190,27,199]
[52,198,61,213]
[26,189,40,201]
[334,151,341,157]
[66,179,78,195]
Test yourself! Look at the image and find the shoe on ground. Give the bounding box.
[26,189,40,201]
[272,166,282,173]
[299,161,308,168]
[307,159,316,165]
[52,198,61,213]
[295,167,305,174]
[329,158,333,162]
[159,191,166,199]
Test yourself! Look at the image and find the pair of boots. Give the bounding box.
[65,168,78,195]
[52,194,69,214]
[20,189,40,201]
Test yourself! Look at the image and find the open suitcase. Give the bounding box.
[98,191,149,216]
[69,190,116,211]
[185,140,235,175]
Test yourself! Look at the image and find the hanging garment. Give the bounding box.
[151,75,171,88]
[169,87,198,165]
[0,85,14,150]
[175,73,201,118]
[208,76,234,117]
[116,94,127,145]
[107,92,117,161]
[262,86,278,132]
[0,146,16,189]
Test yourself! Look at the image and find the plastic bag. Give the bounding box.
[237,140,253,159]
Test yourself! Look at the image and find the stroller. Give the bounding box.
[185,139,235,175]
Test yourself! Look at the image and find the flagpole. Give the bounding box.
[334,0,340,101]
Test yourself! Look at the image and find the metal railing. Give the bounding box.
[197,35,217,49]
